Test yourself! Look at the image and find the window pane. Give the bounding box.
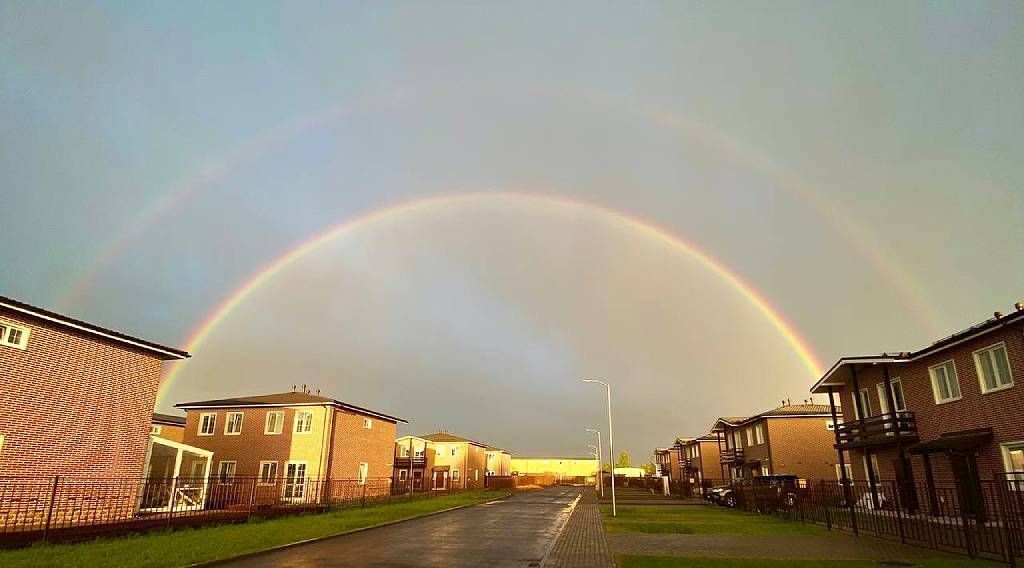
[994,347,1012,386]
[980,352,997,389]
[934,367,950,400]
[946,363,961,398]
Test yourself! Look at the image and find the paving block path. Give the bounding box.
[543,488,614,568]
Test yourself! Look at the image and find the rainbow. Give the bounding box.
[57,84,942,336]
[156,191,823,405]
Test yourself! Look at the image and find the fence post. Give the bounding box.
[361,482,367,508]
[960,489,976,559]
[166,476,178,529]
[42,475,60,543]
[246,477,257,522]
[892,480,906,544]
[847,480,859,536]
[994,476,1017,567]
[822,481,832,531]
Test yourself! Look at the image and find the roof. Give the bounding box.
[485,446,511,453]
[152,413,186,426]
[421,432,486,446]
[909,428,993,454]
[811,306,1024,394]
[710,416,748,431]
[712,405,833,430]
[512,456,597,461]
[175,392,406,423]
[0,295,189,360]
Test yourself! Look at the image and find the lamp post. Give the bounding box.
[586,428,604,498]
[583,378,615,516]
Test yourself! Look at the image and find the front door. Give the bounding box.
[950,452,985,520]
[284,462,308,500]
[433,471,447,490]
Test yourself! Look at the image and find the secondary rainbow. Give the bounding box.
[157,191,824,404]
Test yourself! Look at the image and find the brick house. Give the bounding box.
[712,404,840,481]
[0,295,188,477]
[810,304,1024,504]
[485,446,512,476]
[151,413,186,443]
[393,435,434,491]
[420,432,488,490]
[177,391,405,490]
[675,433,724,485]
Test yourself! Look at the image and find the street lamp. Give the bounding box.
[582,378,616,517]
[585,429,604,498]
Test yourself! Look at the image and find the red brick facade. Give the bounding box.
[0,301,186,478]
[826,318,1024,484]
[716,406,840,481]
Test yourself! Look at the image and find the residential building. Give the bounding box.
[810,303,1024,499]
[675,433,723,485]
[0,295,188,477]
[485,446,512,476]
[393,435,434,491]
[712,404,840,480]
[511,457,599,481]
[178,391,405,488]
[420,432,487,490]
[654,448,672,479]
[152,413,186,443]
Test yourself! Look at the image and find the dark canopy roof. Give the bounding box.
[909,429,993,454]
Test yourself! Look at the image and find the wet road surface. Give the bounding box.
[218,486,582,568]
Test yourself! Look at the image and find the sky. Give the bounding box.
[1,1,1022,464]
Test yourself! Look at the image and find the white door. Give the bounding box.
[284,462,308,500]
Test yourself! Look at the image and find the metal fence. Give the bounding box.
[702,475,1024,565]
[0,475,476,547]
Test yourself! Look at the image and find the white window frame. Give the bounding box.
[760,464,770,476]
[217,461,237,484]
[151,425,162,435]
[224,412,244,435]
[928,360,962,404]
[451,446,458,457]
[258,461,278,484]
[198,413,216,436]
[755,424,765,445]
[854,388,872,419]
[265,411,284,435]
[876,379,908,415]
[398,469,408,481]
[974,342,1014,394]
[451,468,460,481]
[746,427,754,446]
[358,462,369,484]
[863,455,880,483]
[1001,441,1024,485]
[362,418,372,430]
[0,320,30,350]
[474,469,479,481]
[294,410,314,434]
[283,461,308,500]
[834,463,853,481]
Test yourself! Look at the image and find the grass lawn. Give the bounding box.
[0,490,503,568]
[602,506,830,536]
[617,555,1001,567]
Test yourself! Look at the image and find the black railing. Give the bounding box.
[720,448,744,464]
[702,474,1024,565]
[834,411,919,449]
[0,475,489,548]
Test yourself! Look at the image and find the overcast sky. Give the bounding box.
[2,2,1022,462]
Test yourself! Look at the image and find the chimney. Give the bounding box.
[995,312,1003,319]
[1015,301,1023,312]
[291,384,296,393]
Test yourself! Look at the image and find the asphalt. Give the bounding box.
[216,486,582,568]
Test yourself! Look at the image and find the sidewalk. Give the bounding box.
[543,488,614,568]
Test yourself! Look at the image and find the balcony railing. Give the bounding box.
[834,411,918,449]
[394,456,427,468]
[719,448,744,464]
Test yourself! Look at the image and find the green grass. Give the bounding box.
[0,490,503,568]
[602,506,830,536]
[617,556,1000,568]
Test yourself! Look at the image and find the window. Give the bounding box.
[825,419,841,431]
[358,462,368,484]
[452,468,460,481]
[284,462,307,499]
[474,469,479,481]
[834,463,853,481]
[189,460,207,479]
[876,379,907,414]
[755,424,765,445]
[929,360,962,403]
[225,412,244,435]
[151,425,162,435]
[761,465,770,476]
[398,469,408,480]
[362,418,372,429]
[746,427,754,446]
[732,430,743,448]
[855,388,872,419]
[975,343,1014,393]
[294,410,313,433]
[863,455,880,483]
[399,445,410,457]
[1002,442,1024,484]
[217,461,237,483]
[451,446,457,457]
[265,411,284,434]
[259,461,278,484]
[0,321,29,350]
[199,413,216,436]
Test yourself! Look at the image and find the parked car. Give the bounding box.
[736,475,800,512]
[706,484,736,507]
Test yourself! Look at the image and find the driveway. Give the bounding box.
[217,486,582,568]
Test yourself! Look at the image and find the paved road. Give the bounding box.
[220,486,582,568]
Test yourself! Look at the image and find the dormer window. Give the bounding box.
[0,321,29,350]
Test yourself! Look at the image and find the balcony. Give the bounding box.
[394,456,427,468]
[719,448,744,464]
[834,411,919,449]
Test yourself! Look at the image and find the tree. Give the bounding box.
[616,451,631,468]
[643,463,656,476]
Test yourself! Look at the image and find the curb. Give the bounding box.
[189,492,512,567]
[538,489,584,567]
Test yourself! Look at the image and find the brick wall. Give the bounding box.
[697,439,723,481]
[153,424,184,444]
[328,410,396,482]
[0,308,163,478]
[834,324,1024,483]
[766,416,840,479]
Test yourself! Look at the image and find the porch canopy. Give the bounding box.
[141,436,213,512]
[909,428,993,455]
